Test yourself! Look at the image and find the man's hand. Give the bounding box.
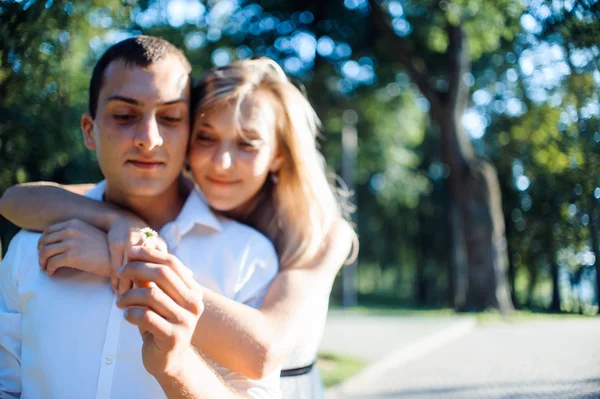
[116,245,204,377]
[106,218,168,296]
[37,219,112,277]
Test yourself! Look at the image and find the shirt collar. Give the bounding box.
[84,180,106,201]
[171,186,222,237]
[85,180,222,239]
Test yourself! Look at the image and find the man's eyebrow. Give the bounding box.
[106,95,142,106]
[105,96,187,106]
[162,99,187,106]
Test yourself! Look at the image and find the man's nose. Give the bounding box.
[134,115,163,150]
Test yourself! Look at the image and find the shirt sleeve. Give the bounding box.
[0,232,25,398]
[233,234,279,308]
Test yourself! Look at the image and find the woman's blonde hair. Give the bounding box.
[193,58,356,269]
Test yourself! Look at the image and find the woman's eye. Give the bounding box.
[195,134,216,143]
[238,140,261,151]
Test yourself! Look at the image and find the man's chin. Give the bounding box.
[112,178,177,199]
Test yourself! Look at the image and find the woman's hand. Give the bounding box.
[38,219,112,277]
[107,217,169,295]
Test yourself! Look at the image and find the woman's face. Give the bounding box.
[188,92,282,214]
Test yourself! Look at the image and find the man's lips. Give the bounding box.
[127,160,165,169]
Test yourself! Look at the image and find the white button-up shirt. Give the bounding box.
[0,181,281,399]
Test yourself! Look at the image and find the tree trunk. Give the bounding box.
[414,207,430,305]
[589,207,600,314]
[526,261,539,309]
[434,111,513,312]
[368,0,513,312]
[504,206,519,308]
[548,216,561,312]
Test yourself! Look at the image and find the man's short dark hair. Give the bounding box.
[89,35,192,118]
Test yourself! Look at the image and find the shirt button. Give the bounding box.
[105,356,113,365]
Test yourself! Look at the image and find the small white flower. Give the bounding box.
[140,228,158,247]
[140,227,158,238]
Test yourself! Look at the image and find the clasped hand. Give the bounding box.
[37,218,166,293]
[37,218,204,376]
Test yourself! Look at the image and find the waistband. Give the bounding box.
[280,362,315,377]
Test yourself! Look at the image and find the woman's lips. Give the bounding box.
[206,176,239,186]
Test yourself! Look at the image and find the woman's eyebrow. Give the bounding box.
[240,125,263,135]
[195,122,214,130]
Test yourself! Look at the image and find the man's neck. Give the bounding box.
[103,178,187,231]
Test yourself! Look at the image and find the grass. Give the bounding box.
[316,352,367,388]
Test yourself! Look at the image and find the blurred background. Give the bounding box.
[1,0,599,317]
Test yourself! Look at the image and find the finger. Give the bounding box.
[109,242,126,292]
[38,241,68,271]
[117,278,133,297]
[124,307,174,344]
[37,230,68,251]
[155,238,168,254]
[118,262,198,312]
[46,252,70,276]
[41,221,70,237]
[129,246,196,290]
[117,287,181,322]
[163,255,198,291]
[41,219,81,238]
[155,258,203,316]
[127,245,171,264]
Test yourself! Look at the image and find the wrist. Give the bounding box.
[103,212,144,233]
[154,346,200,382]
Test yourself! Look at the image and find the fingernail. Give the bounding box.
[117,264,126,275]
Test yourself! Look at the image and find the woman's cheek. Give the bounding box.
[188,146,209,169]
[244,149,272,174]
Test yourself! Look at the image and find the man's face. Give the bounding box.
[81,56,190,201]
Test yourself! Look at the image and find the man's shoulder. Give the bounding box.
[7,230,42,252]
[1,230,42,279]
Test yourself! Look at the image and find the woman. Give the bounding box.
[0,58,357,397]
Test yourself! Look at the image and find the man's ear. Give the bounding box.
[81,113,96,150]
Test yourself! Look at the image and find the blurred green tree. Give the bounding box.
[0,0,134,250]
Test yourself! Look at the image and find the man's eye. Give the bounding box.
[113,114,134,121]
[163,116,183,123]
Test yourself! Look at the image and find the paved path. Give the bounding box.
[320,310,476,362]
[328,318,600,399]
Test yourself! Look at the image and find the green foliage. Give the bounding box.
[406,0,524,60]
[2,0,599,312]
[0,0,133,196]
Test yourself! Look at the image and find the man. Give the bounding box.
[0,36,280,398]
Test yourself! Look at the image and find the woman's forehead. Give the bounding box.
[239,95,277,129]
[198,93,278,136]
